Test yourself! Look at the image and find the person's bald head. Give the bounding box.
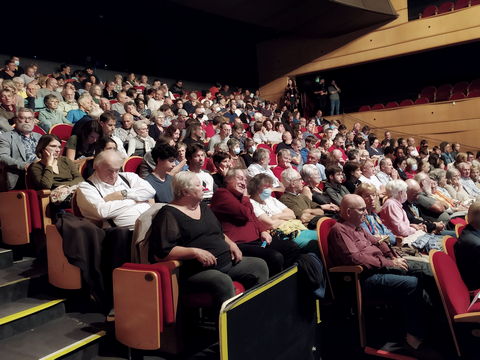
[405,179,421,203]
[93,150,125,185]
[340,194,367,226]
[468,201,480,229]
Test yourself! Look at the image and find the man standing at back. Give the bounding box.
[0,108,41,190]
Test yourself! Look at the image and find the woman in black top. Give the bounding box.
[148,172,268,310]
[343,161,362,193]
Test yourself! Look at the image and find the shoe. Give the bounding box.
[106,308,115,322]
[401,341,444,360]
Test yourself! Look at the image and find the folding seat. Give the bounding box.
[371,103,385,110]
[454,0,470,9]
[414,97,429,104]
[420,86,436,102]
[399,99,414,106]
[33,124,47,135]
[429,250,480,357]
[455,223,466,238]
[468,79,480,93]
[452,81,469,95]
[438,1,454,13]
[49,123,73,142]
[472,0,480,5]
[435,89,452,102]
[358,105,371,112]
[122,156,143,173]
[385,101,399,109]
[442,236,457,263]
[467,89,480,98]
[421,5,438,18]
[450,92,466,100]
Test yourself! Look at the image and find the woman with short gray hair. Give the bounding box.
[246,148,285,193]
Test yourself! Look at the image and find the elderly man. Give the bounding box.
[328,194,430,356]
[413,173,450,224]
[111,91,129,115]
[272,149,297,181]
[376,158,398,185]
[67,93,93,123]
[305,148,326,181]
[458,162,480,198]
[455,201,480,290]
[0,108,41,189]
[275,131,293,154]
[147,89,164,113]
[208,122,231,155]
[113,113,136,143]
[58,87,79,116]
[37,77,62,101]
[359,159,383,190]
[76,150,155,229]
[0,89,17,131]
[328,134,347,161]
[280,168,336,227]
[24,81,44,112]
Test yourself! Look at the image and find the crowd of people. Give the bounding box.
[0,55,479,356]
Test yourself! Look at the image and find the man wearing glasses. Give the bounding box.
[0,108,41,190]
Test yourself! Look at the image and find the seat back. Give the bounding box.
[450,92,466,100]
[454,0,470,9]
[358,105,371,112]
[385,101,399,109]
[45,224,81,289]
[371,103,385,110]
[0,191,30,245]
[422,5,438,17]
[452,81,469,94]
[400,99,414,106]
[49,123,73,141]
[455,223,466,238]
[414,97,429,105]
[438,1,454,13]
[316,217,337,270]
[33,125,47,136]
[443,236,457,263]
[123,156,143,173]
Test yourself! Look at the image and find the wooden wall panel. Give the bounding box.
[329,98,480,151]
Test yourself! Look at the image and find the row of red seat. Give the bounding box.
[419,0,480,18]
[358,80,480,112]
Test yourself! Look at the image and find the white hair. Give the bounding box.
[93,149,125,169]
[300,164,320,180]
[253,112,263,121]
[281,168,299,187]
[385,179,407,199]
[172,171,200,200]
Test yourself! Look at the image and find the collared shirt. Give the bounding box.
[76,172,155,230]
[379,197,416,237]
[376,171,392,185]
[66,109,87,124]
[359,174,383,190]
[246,163,281,187]
[20,132,37,163]
[362,213,396,245]
[58,100,79,117]
[328,220,394,269]
[460,177,480,197]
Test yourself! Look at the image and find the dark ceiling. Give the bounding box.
[2,0,396,88]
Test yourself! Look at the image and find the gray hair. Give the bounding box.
[446,167,460,181]
[429,168,446,183]
[93,149,125,169]
[252,148,270,164]
[300,164,320,181]
[133,120,148,131]
[385,179,407,199]
[172,171,200,200]
[281,168,300,187]
[224,168,245,183]
[77,93,92,107]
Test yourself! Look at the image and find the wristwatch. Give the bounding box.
[121,190,128,199]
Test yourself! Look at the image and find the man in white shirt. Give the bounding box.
[76,150,155,229]
[359,159,384,190]
[376,158,398,185]
[186,143,216,203]
[147,89,164,113]
[99,111,127,157]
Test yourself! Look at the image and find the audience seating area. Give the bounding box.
[419,0,480,18]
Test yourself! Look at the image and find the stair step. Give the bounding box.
[0,248,13,269]
[0,312,106,360]
[0,257,47,306]
[0,297,65,340]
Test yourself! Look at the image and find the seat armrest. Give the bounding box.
[38,190,51,197]
[453,312,480,323]
[329,265,363,274]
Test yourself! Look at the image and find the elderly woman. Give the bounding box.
[246,148,285,193]
[148,171,268,310]
[227,138,246,169]
[355,183,397,245]
[148,110,165,141]
[28,134,83,190]
[379,180,421,238]
[444,167,472,205]
[301,164,340,212]
[38,94,71,132]
[429,168,467,211]
[211,169,301,276]
[127,120,156,157]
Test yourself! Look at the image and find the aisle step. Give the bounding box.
[0,297,65,340]
[0,312,106,360]
[0,248,13,269]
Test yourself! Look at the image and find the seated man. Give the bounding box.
[359,159,383,190]
[186,143,216,203]
[413,173,450,224]
[324,165,350,206]
[272,148,297,181]
[280,168,334,227]
[305,148,326,181]
[211,168,300,275]
[0,88,17,131]
[376,158,398,185]
[76,149,155,229]
[458,162,480,198]
[0,108,41,190]
[145,142,177,203]
[328,194,429,355]
[455,200,480,290]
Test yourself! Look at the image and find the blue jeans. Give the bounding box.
[330,98,340,115]
[362,271,424,339]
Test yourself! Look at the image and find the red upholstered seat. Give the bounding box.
[467,89,480,98]
[421,5,438,17]
[123,156,143,173]
[385,101,399,109]
[452,81,469,95]
[49,123,73,141]
[400,99,414,106]
[454,0,470,9]
[455,223,466,238]
[371,103,384,110]
[472,0,480,5]
[33,125,47,135]
[358,105,371,112]
[420,86,436,102]
[438,1,454,13]
[443,236,457,263]
[316,217,337,269]
[414,97,429,105]
[450,92,466,100]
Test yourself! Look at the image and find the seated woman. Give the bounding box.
[355,183,397,245]
[226,138,246,169]
[246,148,285,193]
[343,161,362,194]
[148,110,165,141]
[211,151,232,188]
[379,180,424,242]
[28,134,83,190]
[300,164,340,216]
[211,169,301,276]
[127,120,156,157]
[444,167,473,206]
[66,120,103,163]
[147,171,268,311]
[38,94,71,132]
